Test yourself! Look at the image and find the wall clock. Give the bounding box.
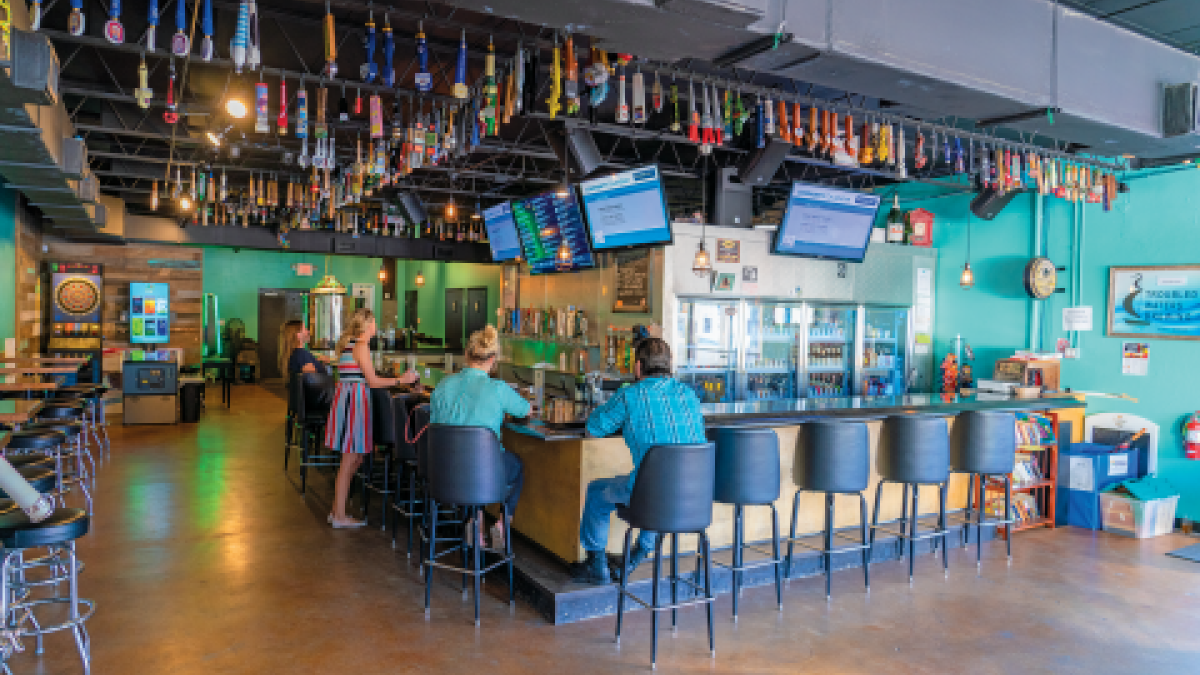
[1024,257,1058,299]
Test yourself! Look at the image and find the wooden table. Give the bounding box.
[0,357,90,364]
[0,366,82,375]
[0,400,45,425]
[0,383,59,394]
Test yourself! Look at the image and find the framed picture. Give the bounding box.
[712,272,736,292]
[1107,265,1200,340]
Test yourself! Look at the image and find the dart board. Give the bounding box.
[55,276,101,316]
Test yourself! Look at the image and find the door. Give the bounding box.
[862,307,910,396]
[258,289,307,380]
[445,288,465,351]
[403,291,418,332]
[465,287,489,339]
[804,304,857,398]
[672,298,739,403]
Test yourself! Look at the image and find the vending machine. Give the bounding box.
[43,261,105,384]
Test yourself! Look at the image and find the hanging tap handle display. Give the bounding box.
[68,0,85,36]
[547,38,563,120]
[446,27,463,97]
[104,0,125,44]
[323,1,337,77]
[362,9,377,83]
[382,13,395,87]
[172,0,189,55]
[201,0,214,61]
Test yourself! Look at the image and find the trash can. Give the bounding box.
[180,382,204,423]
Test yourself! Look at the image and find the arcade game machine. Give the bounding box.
[43,261,104,384]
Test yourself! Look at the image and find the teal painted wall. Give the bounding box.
[202,248,384,340]
[0,185,17,350]
[905,167,1200,520]
[394,259,503,342]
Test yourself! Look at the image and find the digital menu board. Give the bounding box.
[130,282,171,344]
[482,202,523,262]
[578,165,673,250]
[773,183,881,262]
[513,190,595,274]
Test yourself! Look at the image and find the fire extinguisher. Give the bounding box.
[1185,412,1200,459]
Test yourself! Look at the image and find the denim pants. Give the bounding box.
[579,475,656,554]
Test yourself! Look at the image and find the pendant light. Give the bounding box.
[378,261,387,282]
[445,197,456,219]
[960,212,975,289]
[415,269,426,287]
[692,160,713,277]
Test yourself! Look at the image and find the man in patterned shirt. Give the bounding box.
[571,338,706,585]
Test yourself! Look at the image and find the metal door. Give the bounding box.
[465,287,488,339]
[403,291,418,332]
[258,289,307,380]
[445,288,465,351]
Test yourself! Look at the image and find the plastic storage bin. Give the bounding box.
[1099,493,1179,538]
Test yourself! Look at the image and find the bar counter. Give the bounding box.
[501,394,1086,563]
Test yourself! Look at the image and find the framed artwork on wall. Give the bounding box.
[1107,265,1200,341]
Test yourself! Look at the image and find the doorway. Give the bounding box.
[445,288,465,352]
[403,290,418,332]
[466,287,489,339]
[258,289,308,380]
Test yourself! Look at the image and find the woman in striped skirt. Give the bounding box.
[326,308,418,528]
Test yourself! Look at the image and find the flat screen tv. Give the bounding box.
[513,189,596,274]
[578,165,673,250]
[482,202,523,262]
[772,183,882,262]
[130,282,170,344]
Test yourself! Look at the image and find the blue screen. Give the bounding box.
[130,282,170,344]
[579,166,672,250]
[483,202,522,262]
[513,191,595,274]
[773,183,881,262]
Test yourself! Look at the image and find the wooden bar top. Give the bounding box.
[0,366,81,374]
[0,357,90,364]
[0,400,44,423]
[0,383,59,392]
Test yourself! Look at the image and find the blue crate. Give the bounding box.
[1055,444,1140,529]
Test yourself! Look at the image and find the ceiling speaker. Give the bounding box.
[546,126,604,181]
[737,136,791,186]
[969,187,1024,220]
[396,193,427,227]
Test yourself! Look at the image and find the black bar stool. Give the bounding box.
[785,420,873,599]
[295,373,338,494]
[0,508,93,673]
[708,427,783,620]
[870,415,951,585]
[614,443,717,669]
[56,385,109,457]
[23,420,94,514]
[284,374,300,470]
[950,411,1018,568]
[422,425,515,625]
[391,403,428,558]
[361,388,399,528]
[5,431,69,507]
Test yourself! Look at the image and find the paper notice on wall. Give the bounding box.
[1121,342,1149,376]
[1068,456,1095,492]
[916,268,933,298]
[1063,306,1093,332]
[1109,454,1129,477]
[914,299,933,333]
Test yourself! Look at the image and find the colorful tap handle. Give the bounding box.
[200,0,214,60]
[104,0,125,44]
[446,27,463,97]
[69,0,85,36]
[361,10,377,83]
[382,14,395,87]
[687,80,699,142]
[172,0,189,56]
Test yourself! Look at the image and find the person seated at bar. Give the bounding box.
[326,309,418,528]
[430,325,532,548]
[279,319,328,376]
[571,337,706,585]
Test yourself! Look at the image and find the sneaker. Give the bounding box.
[569,550,611,585]
[618,543,651,583]
[328,514,367,529]
[490,523,506,550]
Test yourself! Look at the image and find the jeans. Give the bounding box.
[579,475,656,554]
[502,451,524,515]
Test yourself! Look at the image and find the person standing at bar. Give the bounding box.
[572,338,706,585]
[326,308,417,528]
[279,320,328,375]
[430,325,531,548]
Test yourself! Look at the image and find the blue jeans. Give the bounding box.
[579,475,656,554]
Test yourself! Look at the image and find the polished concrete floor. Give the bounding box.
[13,384,1200,673]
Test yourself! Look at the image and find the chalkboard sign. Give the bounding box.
[614,249,652,314]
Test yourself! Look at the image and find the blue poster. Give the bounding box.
[1109,266,1200,339]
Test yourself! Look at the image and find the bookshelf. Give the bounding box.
[973,413,1060,536]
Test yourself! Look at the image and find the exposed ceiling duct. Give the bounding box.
[443,0,1200,161]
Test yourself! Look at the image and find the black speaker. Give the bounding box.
[737,136,792,186]
[969,187,1023,220]
[396,192,427,227]
[547,126,604,181]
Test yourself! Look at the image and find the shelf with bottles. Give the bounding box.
[860,375,898,396]
[745,372,794,400]
[860,344,901,370]
[806,343,848,370]
[807,372,849,398]
[677,372,734,404]
[499,334,598,348]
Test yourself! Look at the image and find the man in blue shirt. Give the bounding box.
[571,338,706,585]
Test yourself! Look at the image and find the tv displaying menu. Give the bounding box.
[482,202,522,262]
[773,183,882,262]
[513,190,595,274]
[579,165,673,250]
[130,282,170,344]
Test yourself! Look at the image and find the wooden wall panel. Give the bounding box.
[15,208,43,357]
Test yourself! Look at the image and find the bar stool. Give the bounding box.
[361,388,399,529]
[950,411,1018,568]
[295,373,338,494]
[2,454,55,471]
[0,508,93,673]
[391,403,427,557]
[869,415,951,585]
[786,420,873,599]
[614,443,717,669]
[57,385,110,458]
[36,401,95,473]
[284,375,301,470]
[5,431,67,507]
[708,427,783,620]
[22,421,94,514]
[422,425,515,625]
[0,466,58,499]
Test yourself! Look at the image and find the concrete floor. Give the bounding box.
[12,383,1200,674]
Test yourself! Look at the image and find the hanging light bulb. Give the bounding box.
[151,181,159,210]
[692,240,712,277]
[415,269,425,287]
[180,195,194,211]
[378,261,387,281]
[445,197,456,219]
[960,212,975,289]
[226,96,248,119]
[556,237,573,268]
[555,184,570,199]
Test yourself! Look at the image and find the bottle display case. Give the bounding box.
[672,298,738,403]
[860,307,910,396]
[741,301,803,400]
[805,305,857,398]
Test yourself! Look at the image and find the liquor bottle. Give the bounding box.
[886,195,905,243]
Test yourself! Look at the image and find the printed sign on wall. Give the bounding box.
[1108,265,1200,340]
[716,239,740,263]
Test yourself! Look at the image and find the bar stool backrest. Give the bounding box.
[709,428,780,505]
[413,405,431,475]
[425,425,507,507]
[796,421,870,493]
[371,388,397,449]
[301,373,335,419]
[626,443,717,534]
[878,415,950,484]
[950,411,1018,475]
[287,374,301,421]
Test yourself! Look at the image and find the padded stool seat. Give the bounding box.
[56,385,98,396]
[8,430,68,450]
[37,402,87,421]
[3,454,55,470]
[0,508,89,549]
[0,466,57,498]
[45,390,86,401]
[24,420,85,437]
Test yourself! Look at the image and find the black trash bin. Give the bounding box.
[180,382,204,423]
